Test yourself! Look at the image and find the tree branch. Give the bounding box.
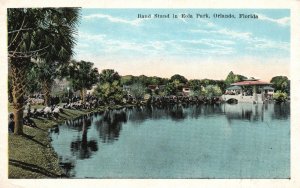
[8,27,34,34]
[8,17,26,48]
[8,45,50,58]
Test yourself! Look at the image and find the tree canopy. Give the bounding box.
[225,71,247,85]
[95,69,123,104]
[8,8,80,134]
[8,8,80,61]
[170,74,188,84]
[68,60,99,102]
[270,76,290,94]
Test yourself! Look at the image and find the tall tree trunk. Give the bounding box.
[10,57,29,135]
[43,81,52,106]
[80,88,86,104]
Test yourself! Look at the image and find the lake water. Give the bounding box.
[49,102,290,178]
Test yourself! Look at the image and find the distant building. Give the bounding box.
[225,86,242,95]
[148,85,159,92]
[222,78,273,103]
[182,86,191,96]
[122,85,132,94]
[148,85,166,93]
[261,86,274,98]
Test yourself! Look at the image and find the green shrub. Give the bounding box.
[273,91,288,103]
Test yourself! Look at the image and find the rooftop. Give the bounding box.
[231,80,271,86]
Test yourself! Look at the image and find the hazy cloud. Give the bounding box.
[83,13,144,26]
[255,13,290,26]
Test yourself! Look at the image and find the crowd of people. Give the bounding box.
[8,94,103,133]
[9,92,223,133]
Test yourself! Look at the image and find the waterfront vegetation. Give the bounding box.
[7,8,291,178]
[273,91,289,103]
[8,104,131,178]
[9,108,86,178]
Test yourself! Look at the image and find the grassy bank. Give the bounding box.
[8,107,107,178]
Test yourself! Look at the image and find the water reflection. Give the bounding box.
[95,110,127,143]
[224,103,269,122]
[50,102,290,178]
[125,103,277,124]
[126,104,223,123]
[70,115,98,159]
[59,156,76,177]
[272,103,290,120]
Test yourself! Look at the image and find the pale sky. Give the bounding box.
[74,9,290,81]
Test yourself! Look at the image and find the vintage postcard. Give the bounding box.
[1,0,300,188]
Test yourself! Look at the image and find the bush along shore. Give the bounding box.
[8,104,130,178]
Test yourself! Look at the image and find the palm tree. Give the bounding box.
[99,69,121,84]
[8,8,80,135]
[31,61,63,106]
[68,60,99,103]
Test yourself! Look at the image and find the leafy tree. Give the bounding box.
[189,89,204,97]
[30,61,66,106]
[159,77,169,85]
[215,80,227,93]
[94,81,123,104]
[225,71,235,85]
[200,79,221,88]
[120,75,134,86]
[136,75,149,86]
[130,82,146,101]
[203,85,222,99]
[68,60,99,103]
[225,71,247,85]
[147,76,168,85]
[188,79,202,92]
[165,74,188,95]
[95,69,123,104]
[99,69,121,84]
[8,8,80,134]
[26,63,41,95]
[270,76,290,94]
[273,91,288,103]
[164,82,177,95]
[170,74,188,84]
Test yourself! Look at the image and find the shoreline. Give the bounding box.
[8,104,132,178]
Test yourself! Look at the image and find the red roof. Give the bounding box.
[148,85,158,90]
[231,80,271,86]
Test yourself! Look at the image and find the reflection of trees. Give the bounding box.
[126,105,188,123]
[70,116,98,159]
[188,105,202,118]
[59,156,76,177]
[201,104,223,116]
[127,104,224,123]
[65,117,84,131]
[272,103,290,120]
[168,105,186,121]
[49,125,60,134]
[95,110,127,143]
[127,106,152,123]
[65,114,96,131]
